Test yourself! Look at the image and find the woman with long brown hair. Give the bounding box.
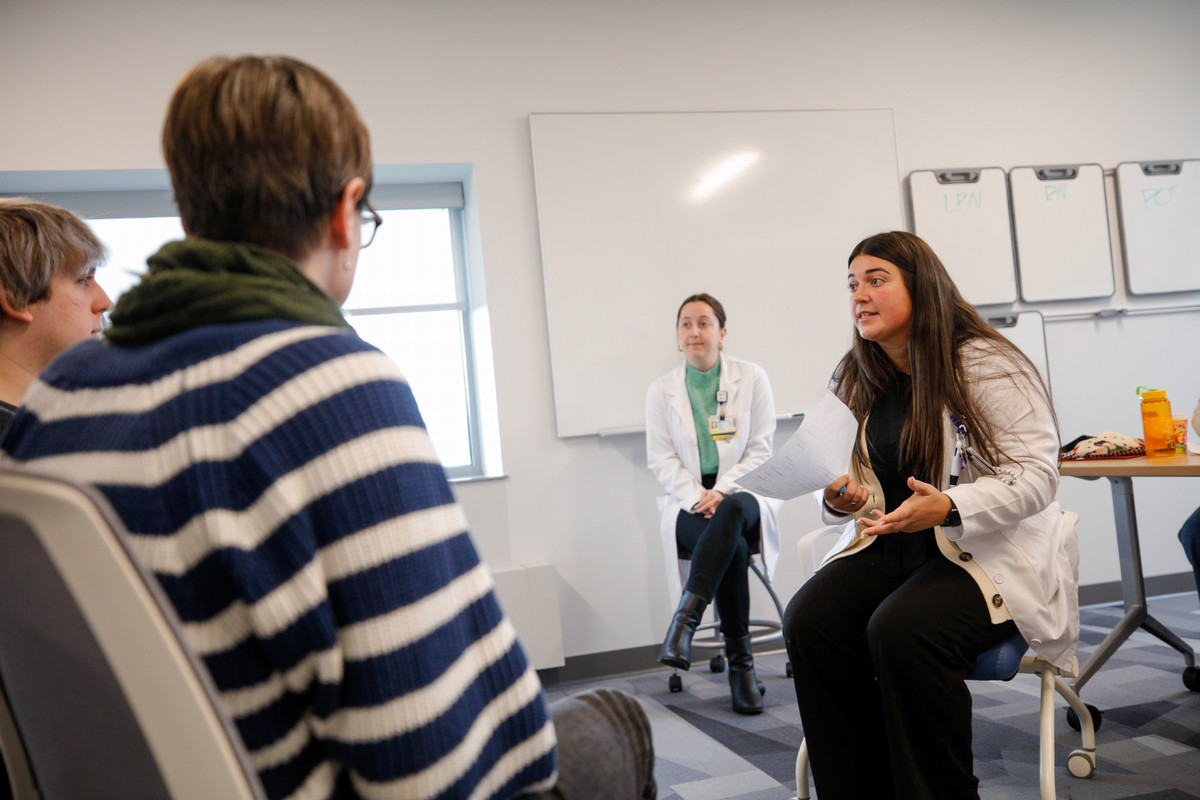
[783,231,1078,799]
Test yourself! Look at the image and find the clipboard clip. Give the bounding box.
[1035,166,1078,181]
[935,170,981,184]
[1141,161,1182,176]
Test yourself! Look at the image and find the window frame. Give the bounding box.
[342,197,485,480]
[2,172,490,479]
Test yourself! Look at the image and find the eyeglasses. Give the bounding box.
[360,202,383,249]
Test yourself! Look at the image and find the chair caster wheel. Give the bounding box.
[710,655,725,673]
[1066,749,1095,779]
[1184,665,1200,691]
[786,661,793,678]
[668,674,682,693]
[1067,704,1102,732]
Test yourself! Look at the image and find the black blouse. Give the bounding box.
[864,372,933,570]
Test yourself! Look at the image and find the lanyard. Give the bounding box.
[716,389,728,421]
[949,413,1015,486]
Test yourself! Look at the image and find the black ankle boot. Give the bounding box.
[726,634,763,715]
[658,591,708,670]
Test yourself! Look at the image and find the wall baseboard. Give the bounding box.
[537,639,787,688]
[1078,571,1195,607]
[539,574,1198,687]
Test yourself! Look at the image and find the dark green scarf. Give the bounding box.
[106,238,351,345]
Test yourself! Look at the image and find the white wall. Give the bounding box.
[3,0,1198,660]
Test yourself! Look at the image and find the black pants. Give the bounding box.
[783,531,1017,800]
[675,476,761,639]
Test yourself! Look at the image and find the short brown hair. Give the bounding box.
[162,55,373,260]
[0,197,106,309]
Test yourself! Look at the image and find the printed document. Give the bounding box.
[734,388,858,500]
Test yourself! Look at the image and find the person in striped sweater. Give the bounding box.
[1,55,653,800]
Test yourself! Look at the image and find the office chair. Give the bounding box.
[0,464,267,800]
[791,517,1096,800]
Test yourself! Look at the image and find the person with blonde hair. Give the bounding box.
[3,55,654,800]
[0,198,110,436]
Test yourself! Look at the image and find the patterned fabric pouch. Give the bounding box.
[1060,431,1146,460]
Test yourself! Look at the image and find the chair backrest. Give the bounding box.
[0,464,267,800]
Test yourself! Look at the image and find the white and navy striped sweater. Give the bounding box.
[2,320,556,800]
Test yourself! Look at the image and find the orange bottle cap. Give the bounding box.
[1141,389,1167,400]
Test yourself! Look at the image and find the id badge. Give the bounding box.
[709,415,737,440]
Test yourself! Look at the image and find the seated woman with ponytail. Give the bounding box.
[646,293,783,715]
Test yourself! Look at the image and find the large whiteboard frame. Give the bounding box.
[530,110,903,437]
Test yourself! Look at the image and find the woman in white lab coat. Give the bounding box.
[783,231,1078,800]
[645,293,783,714]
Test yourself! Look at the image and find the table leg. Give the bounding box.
[1072,475,1197,692]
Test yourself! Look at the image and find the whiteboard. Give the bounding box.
[1010,164,1114,303]
[987,311,1051,400]
[1115,159,1200,295]
[910,168,1017,306]
[530,110,903,437]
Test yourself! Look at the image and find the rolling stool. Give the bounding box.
[668,538,790,694]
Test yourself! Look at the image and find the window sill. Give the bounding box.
[448,472,509,485]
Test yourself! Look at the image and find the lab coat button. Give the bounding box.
[991,594,1004,608]
[1030,638,1043,647]
[958,552,972,562]
[994,572,1005,583]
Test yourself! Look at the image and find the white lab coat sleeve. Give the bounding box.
[646,379,705,511]
[944,343,1060,540]
[813,489,854,525]
[713,365,777,495]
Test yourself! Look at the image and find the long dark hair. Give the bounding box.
[834,231,1053,483]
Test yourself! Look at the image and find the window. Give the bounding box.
[9,175,489,479]
[343,185,483,477]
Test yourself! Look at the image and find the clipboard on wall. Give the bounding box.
[910,167,1017,306]
[987,310,1052,400]
[1115,159,1200,295]
[1009,163,1115,303]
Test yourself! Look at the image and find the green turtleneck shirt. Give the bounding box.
[685,360,721,476]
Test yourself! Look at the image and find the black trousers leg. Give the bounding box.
[675,492,759,638]
[1178,504,1200,597]
[869,555,1017,799]
[785,543,900,800]
[784,538,1016,800]
[712,536,750,638]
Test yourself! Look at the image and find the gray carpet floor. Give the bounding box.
[544,593,1200,799]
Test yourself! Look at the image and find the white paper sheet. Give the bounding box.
[734,387,859,500]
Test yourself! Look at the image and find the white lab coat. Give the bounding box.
[815,339,1080,671]
[645,354,784,604]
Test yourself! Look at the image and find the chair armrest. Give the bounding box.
[796,525,846,581]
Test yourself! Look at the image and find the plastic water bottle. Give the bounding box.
[1138,387,1174,457]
